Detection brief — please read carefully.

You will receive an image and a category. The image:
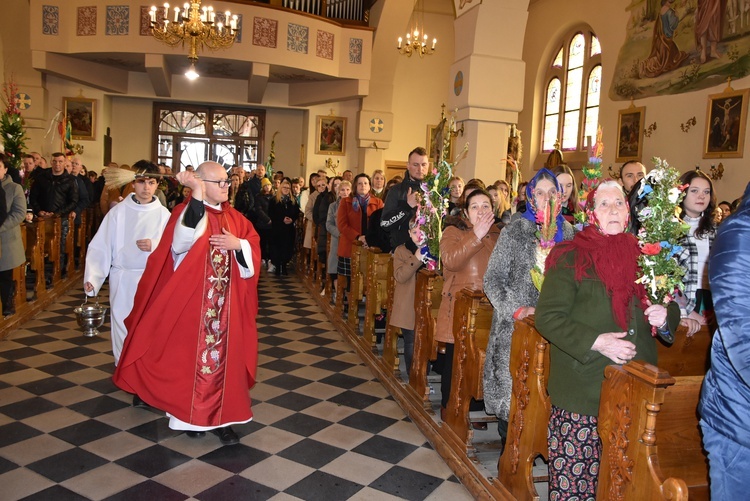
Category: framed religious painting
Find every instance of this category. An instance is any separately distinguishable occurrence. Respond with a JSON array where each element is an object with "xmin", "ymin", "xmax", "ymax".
[
  {"xmin": 426, "ymin": 124, "xmax": 453, "ymax": 164},
  {"xmin": 704, "ymin": 87, "xmax": 749, "ymax": 159},
  {"xmin": 615, "ymin": 105, "xmax": 645, "ymax": 163},
  {"xmin": 315, "ymin": 116, "xmax": 346, "ymax": 155},
  {"xmin": 64, "ymin": 96, "xmax": 97, "ymax": 141}
]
